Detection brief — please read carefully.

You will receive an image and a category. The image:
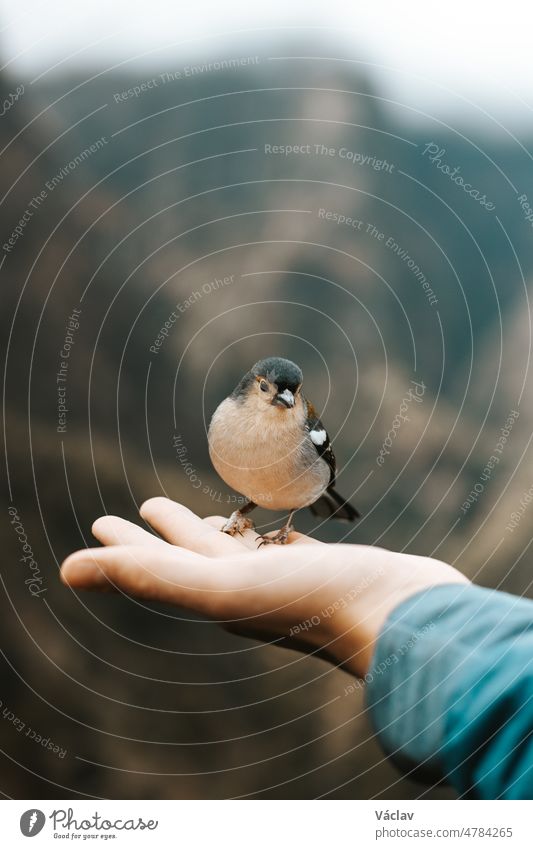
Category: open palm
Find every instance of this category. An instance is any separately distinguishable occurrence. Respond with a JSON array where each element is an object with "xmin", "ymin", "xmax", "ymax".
[{"xmin": 61, "ymin": 498, "xmax": 467, "ymax": 676}]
